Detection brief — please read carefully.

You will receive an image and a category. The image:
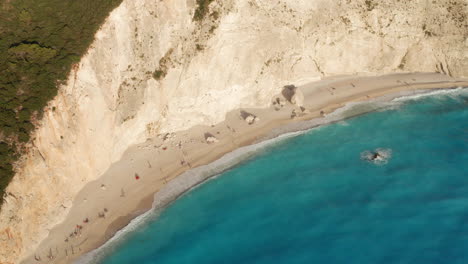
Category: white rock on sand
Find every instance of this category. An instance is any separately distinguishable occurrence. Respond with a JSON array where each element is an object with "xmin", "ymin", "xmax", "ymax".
[
  {"xmin": 245, "ymin": 114, "xmax": 260, "ymax": 125},
  {"xmin": 205, "ymin": 136, "xmax": 219, "ymax": 144}
]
